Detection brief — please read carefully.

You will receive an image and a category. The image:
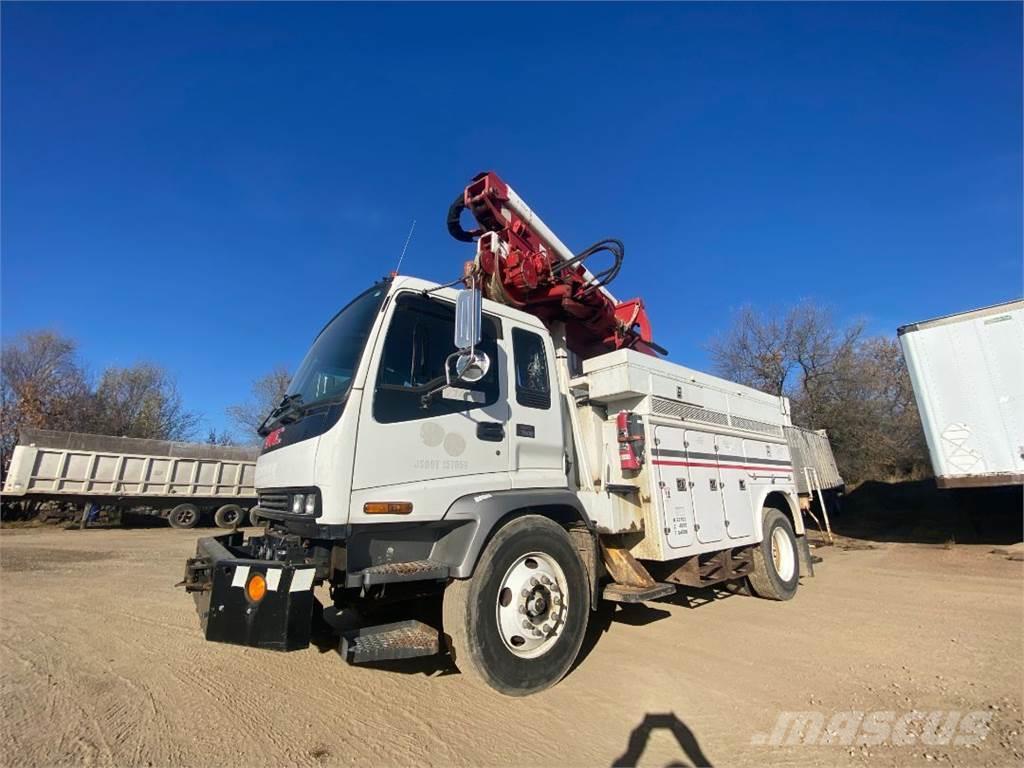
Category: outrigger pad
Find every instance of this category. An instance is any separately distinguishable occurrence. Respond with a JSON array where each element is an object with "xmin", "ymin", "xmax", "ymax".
[{"xmin": 189, "ymin": 535, "xmax": 316, "ymax": 652}]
